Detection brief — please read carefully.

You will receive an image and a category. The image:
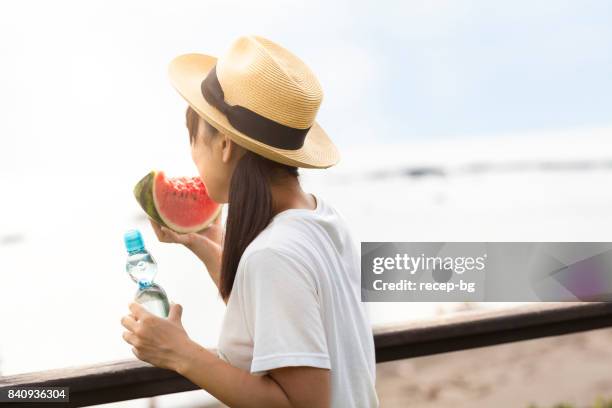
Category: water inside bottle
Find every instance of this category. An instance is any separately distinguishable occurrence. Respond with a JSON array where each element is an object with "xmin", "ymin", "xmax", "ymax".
[
  {"xmin": 125, "ymin": 251, "xmax": 157, "ymax": 287},
  {"xmin": 135, "ymin": 283, "xmax": 170, "ymax": 318}
]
